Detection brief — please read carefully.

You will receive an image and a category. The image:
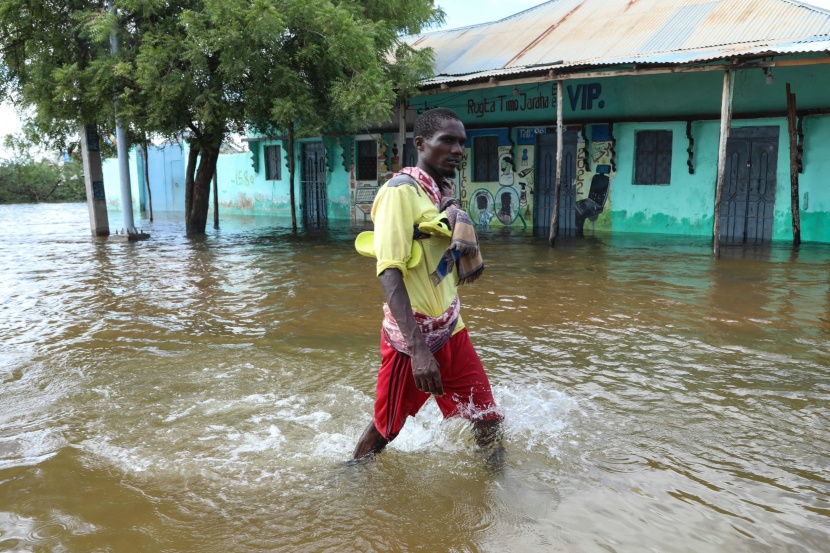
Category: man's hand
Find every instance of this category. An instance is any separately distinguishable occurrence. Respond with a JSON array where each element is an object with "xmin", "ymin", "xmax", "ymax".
[
  {"xmin": 411, "ymin": 347, "xmax": 444, "ymax": 396},
  {"xmin": 379, "ymin": 268, "xmax": 444, "ymax": 396}
]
